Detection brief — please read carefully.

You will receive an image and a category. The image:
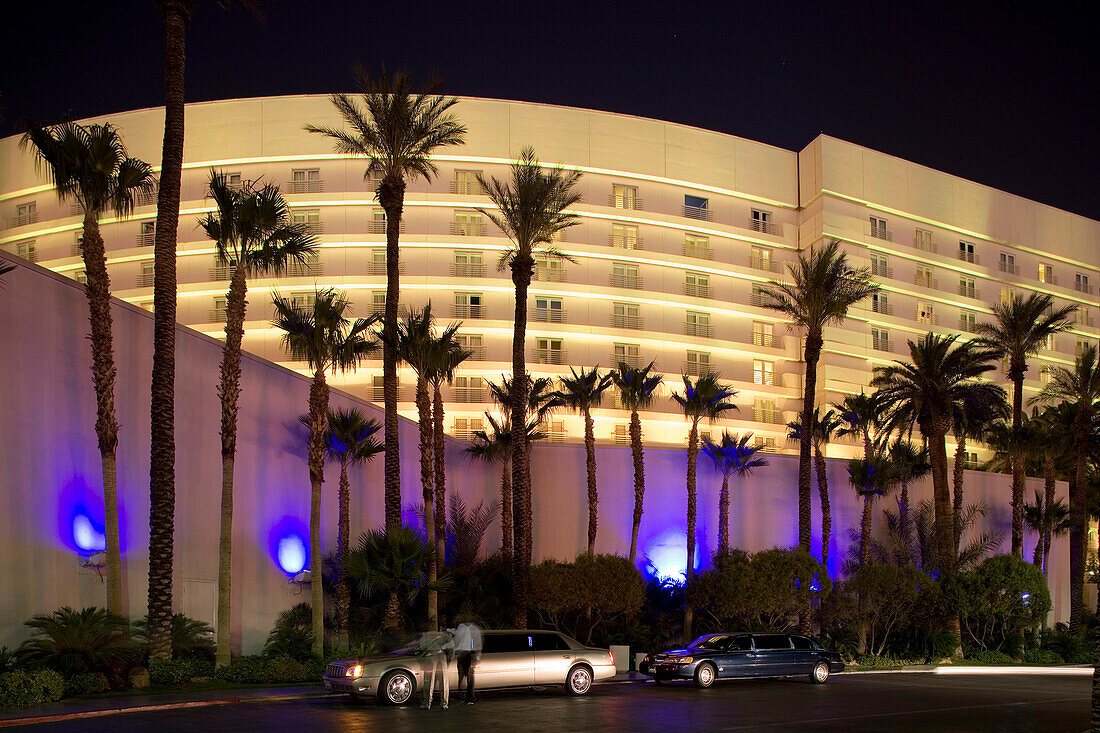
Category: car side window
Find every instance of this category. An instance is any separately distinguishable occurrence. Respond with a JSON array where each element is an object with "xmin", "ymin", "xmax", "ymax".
[
  {"xmin": 753, "ymin": 634, "xmax": 791, "ymax": 650},
  {"xmin": 790, "ymin": 636, "xmax": 813, "ymax": 650},
  {"xmin": 532, "ymin": 633, "xmax": 569, "ymax": 651},
  {"xmin": 483, "ymin": 633, "xmax": 533, "ymax": 653},
  {"xmin": 729, "ymin": 636, "xmax": 752, "ymax": 651}
]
